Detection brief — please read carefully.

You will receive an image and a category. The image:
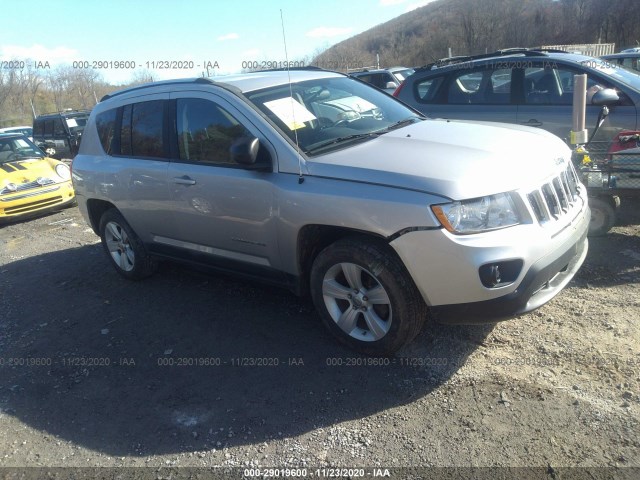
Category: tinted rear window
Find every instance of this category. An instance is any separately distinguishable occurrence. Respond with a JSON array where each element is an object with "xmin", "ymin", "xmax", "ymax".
[
  {"xmin": 95, "ymin": 109, "xmax": 117, "ymax": 155},
  {"xmin": 131, "ymin": 100, "xmax": 166, "ymax": 158}
]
